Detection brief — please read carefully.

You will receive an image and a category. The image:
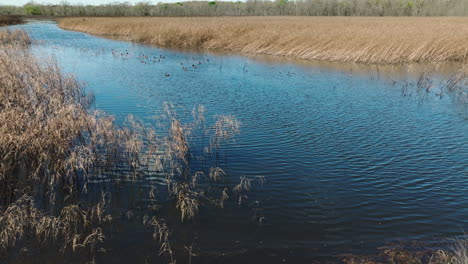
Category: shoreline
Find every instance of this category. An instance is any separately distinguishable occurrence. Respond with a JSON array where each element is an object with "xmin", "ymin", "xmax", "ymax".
[
  {"xmin": 2, "ymin": 21, "xmax": 466, "ymax": 264},
  {"xmin": 58, "ymin": 16, "xmax": 468, "ymax": 65},
  {"xmin": 0, "ymin": 16, "xmax": 24, "ymax": 27}
]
